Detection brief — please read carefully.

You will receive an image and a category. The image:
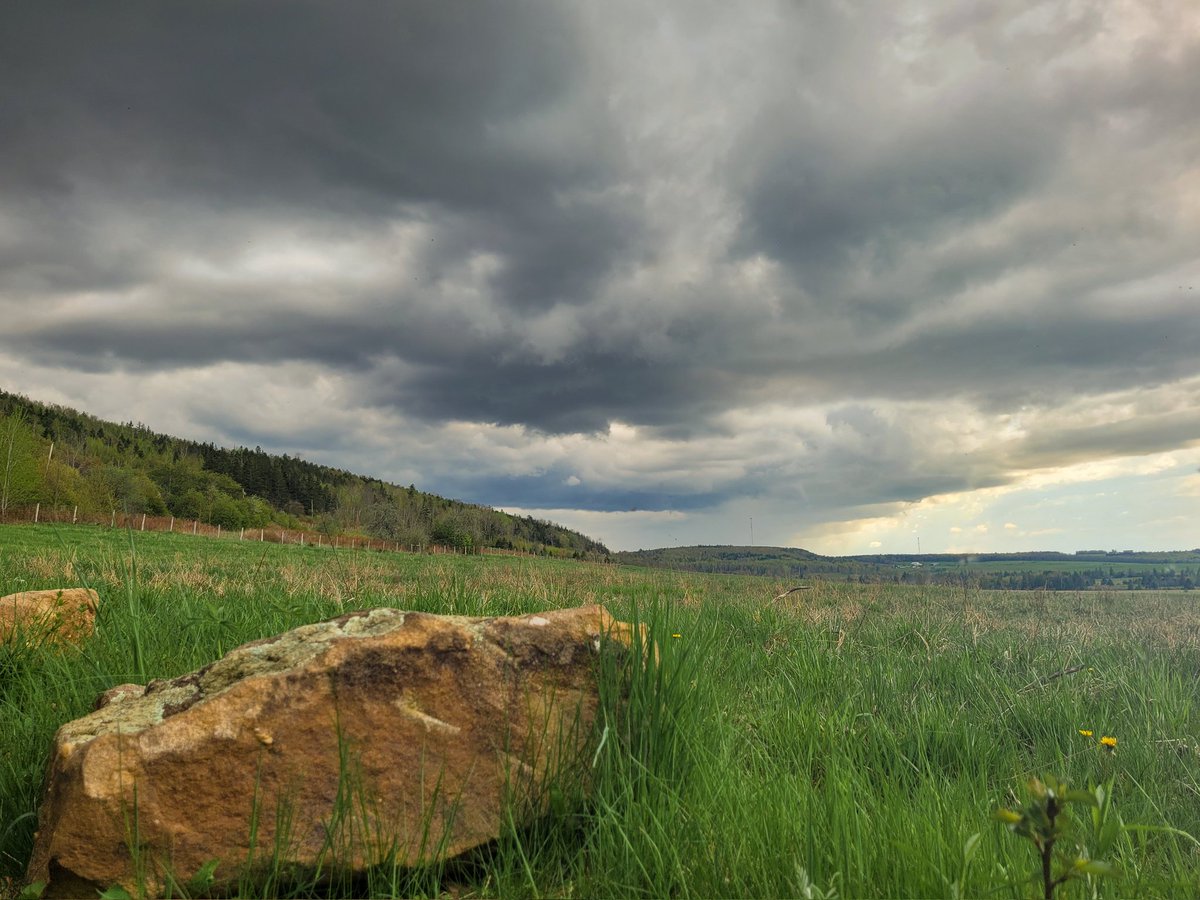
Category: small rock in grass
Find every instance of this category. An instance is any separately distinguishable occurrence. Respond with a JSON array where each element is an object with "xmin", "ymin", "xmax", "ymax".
[{"xmin": 0, "ymin": 588, "xmax": 99, "ymax": 648}]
